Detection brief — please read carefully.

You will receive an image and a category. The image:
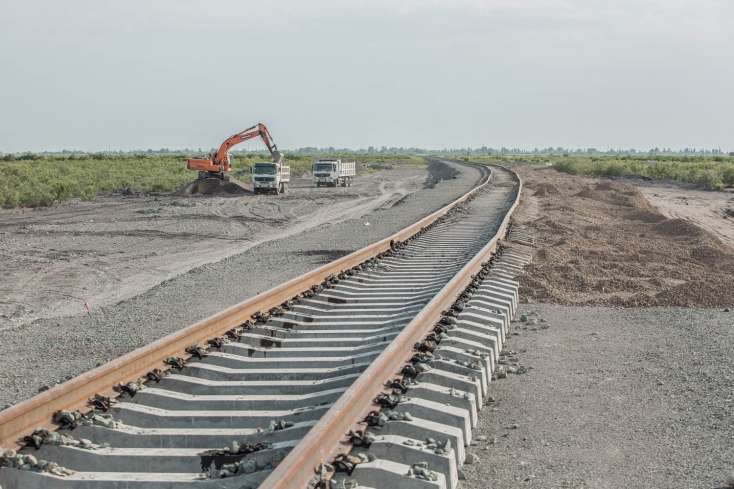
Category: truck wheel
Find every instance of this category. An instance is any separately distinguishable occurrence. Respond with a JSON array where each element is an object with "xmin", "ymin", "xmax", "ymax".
[
  {"xmin": 281, "ymin": 183, "xmax": 287, "ymax": 193},
  {"xmin": 316, "ymin": 182, "xmax": 320, "ymax": 188}
]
